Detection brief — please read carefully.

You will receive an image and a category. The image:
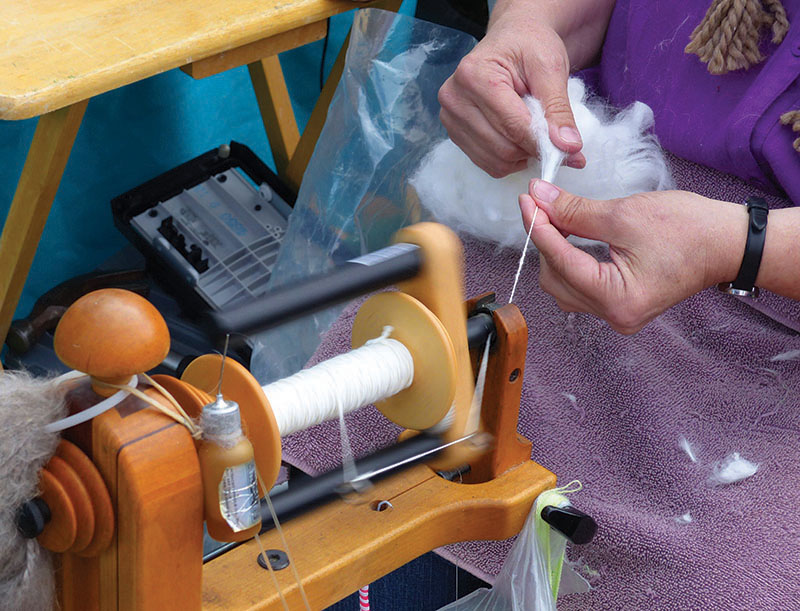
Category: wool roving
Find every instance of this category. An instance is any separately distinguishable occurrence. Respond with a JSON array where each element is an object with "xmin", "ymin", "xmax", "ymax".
[
  {"xmin": 0, "ymin": 372, "xmax": 67, "ymax": 611},
  {"xmin": 411, "ymin": 78, "xmax": 674, "ymax": 249}
]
